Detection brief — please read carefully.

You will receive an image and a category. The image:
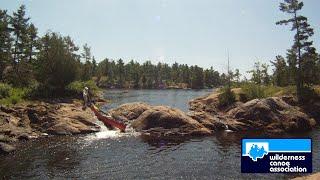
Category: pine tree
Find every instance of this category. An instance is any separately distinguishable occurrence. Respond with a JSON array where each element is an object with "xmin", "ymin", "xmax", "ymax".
[
  {"xmin": 81, "ymin": 43, "xmax": 91, "ymax": 62},
  {"xmin": 81, "ymin": 43, "xmax": 92, "ymax": 80},
  {"xmin": 0, "ymin": 9, "xmax": 12, "ymax": 81},
  {"xmin": 10, "ymin": 5, "xmax": 31, "ymax": 86},
  {"xmin": 92, "ymin": 56, "xmax": 97, "ymax": 76},
  {"xmin": 286, "ymin": 48, "xmax": 298, "ymax": 85},
  {"xmin": 261, "ymin": 63, "xmax": 270, "ymax": 85},
  {"xmin": 233, "ymin": 69, "xmax": 241, "ymax": 84},
  {"xmin": 36, "ymin": 32, "xmax": 79, "ymax": 95},
  {"xmin": 26, "ymin": 23, "xmax": 37, "ymax": 63},
  {"xmin": 276, "ymin": 0, "xmax": 316, "ymax": 101},
  {"xmin": 11, "ymin": 5, "xmax": 30, "ymax": 64},
  {"xmin": 271, "ymin": 55, "xmax": 289, "ymax": 86},
  {"xmin": 190, "ymin": 65, "xmax": 204, "ymax": 89},
  {"xmin": 248, "ymin": 62, "xmax": 262, "ymax": 84},
  {"xmin": 171, "ymin": 62, "xmax": 179, "ymax": 83},
  {"xmin": 117, "ymin": 59, "xmax": 124, "ymax": 88}
]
